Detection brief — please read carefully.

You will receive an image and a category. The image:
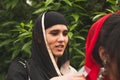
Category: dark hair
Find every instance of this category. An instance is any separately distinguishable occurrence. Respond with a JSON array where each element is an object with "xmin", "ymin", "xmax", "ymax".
[
  {"xmin": 92, "ymin": 14, "xmax": 120, "ymax": 74},
  {"xmin": 31, "ymin": 11, "xmax": 69, "ymax": 79}
]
